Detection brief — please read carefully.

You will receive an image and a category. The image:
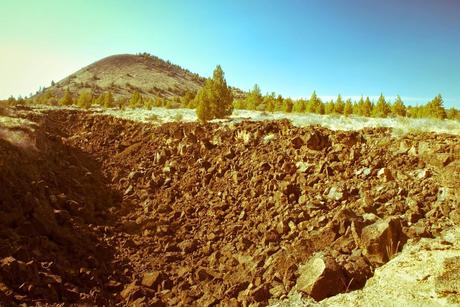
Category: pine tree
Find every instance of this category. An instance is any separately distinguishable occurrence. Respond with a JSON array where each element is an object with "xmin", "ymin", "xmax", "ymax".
[
  {"xmin": 426, "ymin": 94, "xmax": 447, "ymax": 119},
  {"xmin": 308, "ymin": 91, "xmax": 322, "ymax": 114},
  {"xmin": 245, "ymin": 84, "xmax": 263, "ymax": 110},
  {"xmin": 446, "ymin": 108, "xmax": 460, "ymax": 120},
  {"xmin": 316, "ymin": 101, "xmax": 325, "ymax": 114},
  {"xmin": 293, "ymin": 99, "xmax": 306, "ymax": 113},
  {"xmin": 354, "ymin": 96, "xmax": 364, "ymax": 116},
  {"xmin": 391, "ymin": 95, "xmax": 407, "ymax": 117},
  {"xmin": 181, "ymin": 90, "xmax": 197, "ymax": 108},
  {"xmin": 233, "ymin": 99, "xmax": 246, "ymax": 110},
  {"xmin": 17, "ymin": 96, "xmax": 25, "ymax": 105},
  {"xmin": 7, "ymin": 96, "xmax": 17, "ymax": 105},
  {"xmin": 373, "ymin": 94, "xmax": 391, "ymax": 118},
  {"xmin": 76, "ymin": 90, "xmax": 92, "ymax": 109},
  {"xmin": 334, "ymin": 94, "xmax": 345, "ymax": 114},
  {"xmin": 59, "ymin": 89, "xmax": 73, "ymax": 106},
  {"xmin": 103, "ymin": 91, "xmax": 114, "ymax": 108},
  {"xmin": 325, "ymin": 101, "xmax": 335, "ymax": 114},
  {"xmin": 275, "ymin": 95, "xmax": 284, "ymax": 112},
  {"xmin": 344, "ymin": 99, "xmax": 353, "ymax": 116},
  {"xmin": 264, "ymin": 93, "xmax": 276, "ymax": 112},
  {"xmin": 195, "ymin": 65, "xmax": 233, "ymax": 121},
  {"xmin": 407, "ymin": 105, "xmax": 423, "ymax": 118},
  {"xmin": 362, "ymin": 97, "xmax": 373, "ymax": 117},
  {"xmin": 282, "ymin": 98, "xmax": 294, "ymax": 113},
  {"xmin": 129, "ymin": 91, "xmax": 143, "ymax": 108}
]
